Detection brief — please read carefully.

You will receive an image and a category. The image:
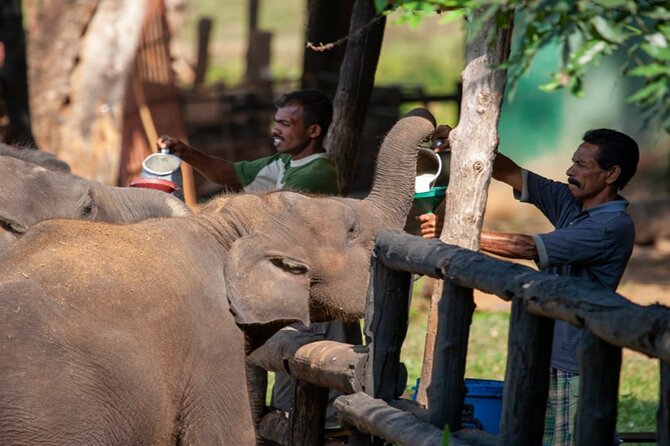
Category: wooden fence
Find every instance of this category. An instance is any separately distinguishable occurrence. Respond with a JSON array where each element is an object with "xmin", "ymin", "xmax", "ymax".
[{"xmin": 248, "ymin": 229, "xmax": 670, "ymax": 445}]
